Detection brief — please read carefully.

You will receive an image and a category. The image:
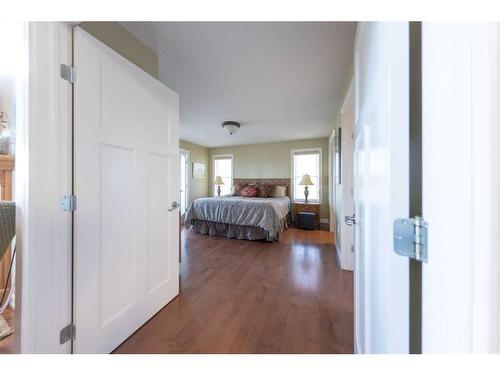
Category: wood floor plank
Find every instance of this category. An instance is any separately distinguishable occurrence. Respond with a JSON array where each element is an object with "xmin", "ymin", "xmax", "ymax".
[{"xmin": 114, "ymin": 227, "xmax": 353, "ymax": 354}]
